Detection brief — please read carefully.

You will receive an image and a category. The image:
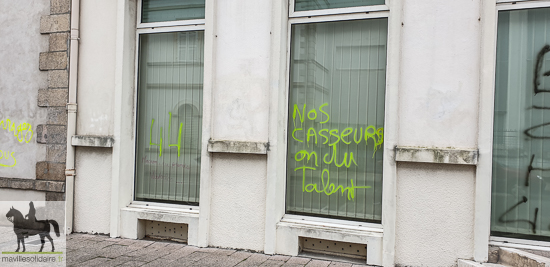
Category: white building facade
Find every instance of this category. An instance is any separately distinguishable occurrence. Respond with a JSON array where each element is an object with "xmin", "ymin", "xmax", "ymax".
[{"xmin": 32, "ymin": 0, "xmax": 550, "ymax": 266}]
